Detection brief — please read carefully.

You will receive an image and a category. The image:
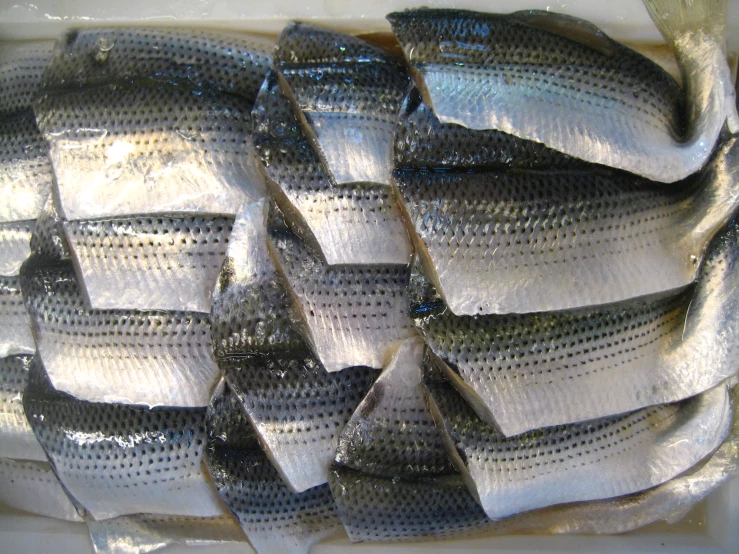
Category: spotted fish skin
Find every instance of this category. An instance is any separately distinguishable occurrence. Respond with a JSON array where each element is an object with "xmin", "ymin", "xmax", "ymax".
[
  {"xmin": 0, "ymin": 41, "xmax": 54, "ymax": 114},
  {"xmin": 0, "ymin": 276, "xmax": 35, "ymax": 357},
  {"xmin": 0, "ymin": 354, "xmax": 46, "ymax": 461},
  {"xmin": 0, "ymin": 220, "xmax": 34, "ymax": 277},
  {"xmin": 22, "ymin": 361, "xmax": 225, "ymax": 520},
  {"xmin": 204, "ymin": 380, "xmax": 343, "ymax": 554}
]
